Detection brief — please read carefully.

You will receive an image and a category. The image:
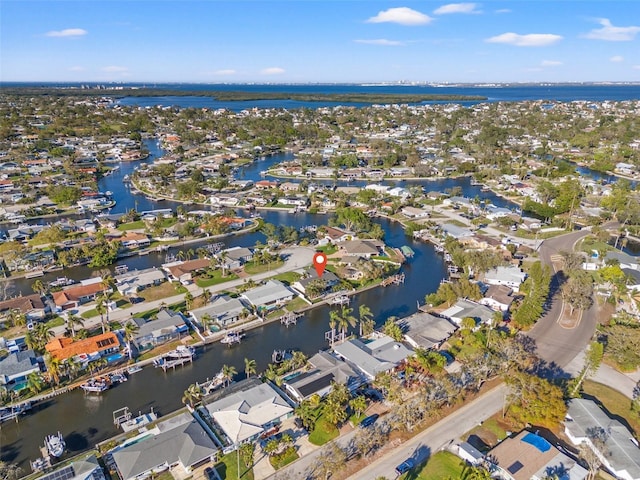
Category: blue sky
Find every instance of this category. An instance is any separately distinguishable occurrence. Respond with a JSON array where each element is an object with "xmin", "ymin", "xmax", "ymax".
[{"xmin": 1, "ymin": 1, "xmax": 639, "ymax": 83}]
